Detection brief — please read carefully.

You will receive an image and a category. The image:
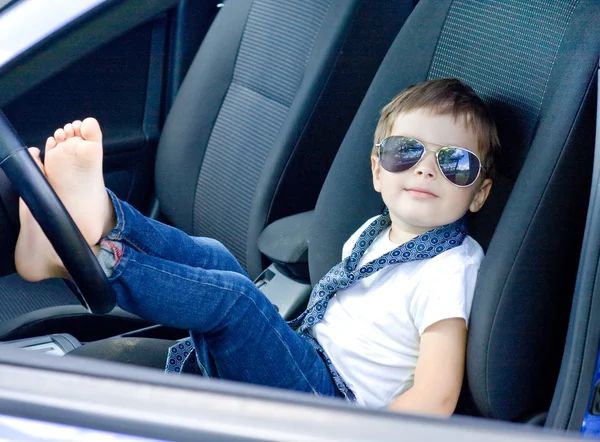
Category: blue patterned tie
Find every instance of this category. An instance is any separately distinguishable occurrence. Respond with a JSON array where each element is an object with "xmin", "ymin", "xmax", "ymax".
[
  {"xmin": 166, "ymin": 208, "xmax": 468, "ymax": 398},
  {"xmin": 288, "ymin": 209, "xmax": 467, "ymax": 332},
  {"xmin": 165, "ymin": 339, "xmax": 194, "ymax": 374}
]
